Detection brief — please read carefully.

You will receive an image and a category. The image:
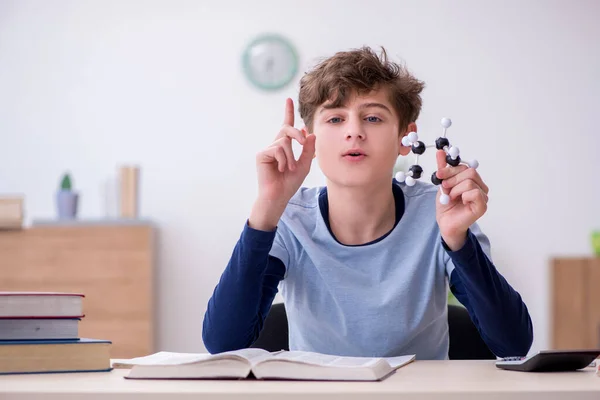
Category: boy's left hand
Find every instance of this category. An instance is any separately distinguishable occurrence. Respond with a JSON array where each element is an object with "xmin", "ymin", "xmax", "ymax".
[{"xmin": 435, "ymin": 150, "xmax": 489, "ymax": 251}]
